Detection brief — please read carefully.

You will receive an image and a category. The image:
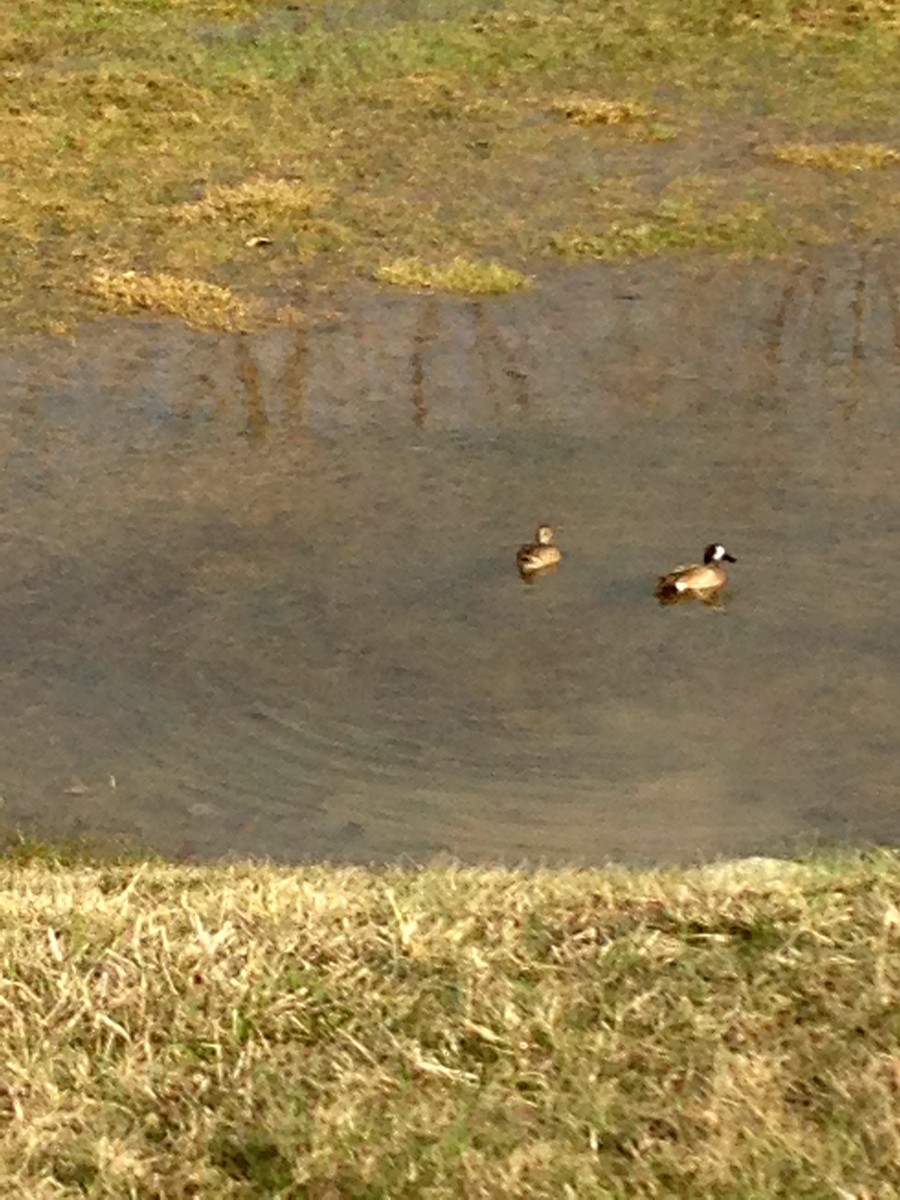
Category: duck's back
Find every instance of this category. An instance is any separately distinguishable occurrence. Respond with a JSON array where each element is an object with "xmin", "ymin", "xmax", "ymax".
[
  {"xmin": 517, "ymin": 543, "xmax": 561, "ymax": 573},
  {"xmin": 657, "ymin": 562, "xmax": 723, "ymax": 594}
]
